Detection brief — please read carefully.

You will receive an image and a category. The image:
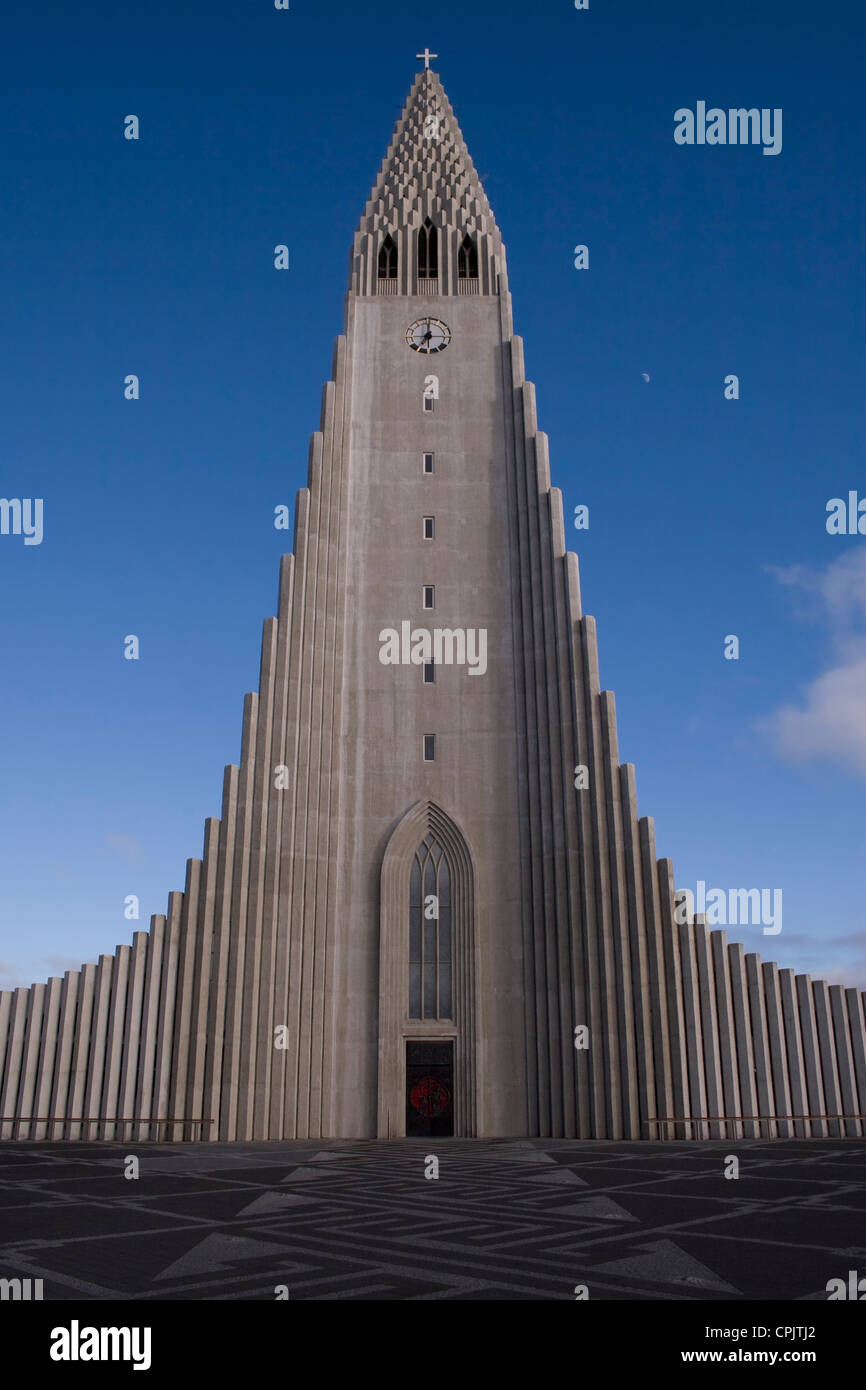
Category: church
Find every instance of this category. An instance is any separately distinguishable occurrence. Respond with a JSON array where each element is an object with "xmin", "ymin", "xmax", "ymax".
[{"xmin": 1, "ymin": 61, "xmax": 864, "ymax": 1143}]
